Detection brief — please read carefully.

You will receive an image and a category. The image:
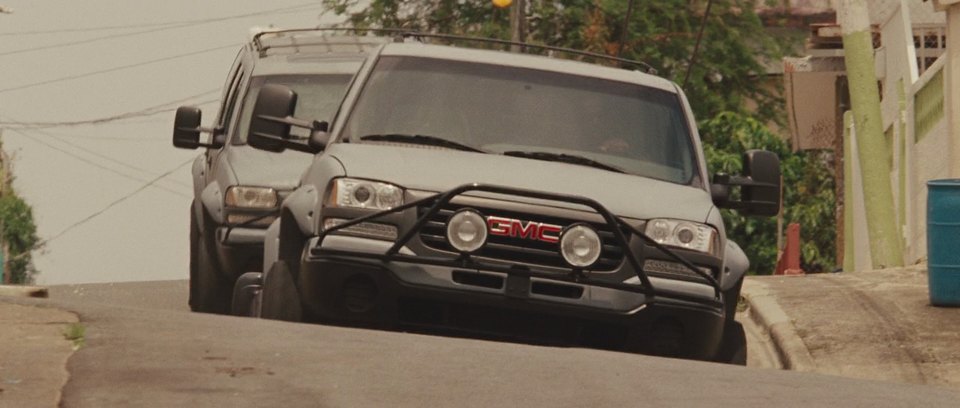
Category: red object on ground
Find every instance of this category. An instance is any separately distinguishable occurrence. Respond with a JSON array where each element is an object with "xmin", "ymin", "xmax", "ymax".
[{"xmin": 775, "ymin": 223, "xmax": 805, "ymax": 275}]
